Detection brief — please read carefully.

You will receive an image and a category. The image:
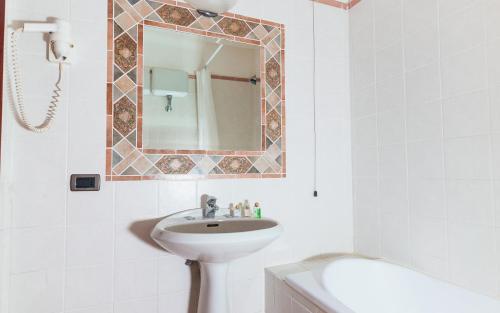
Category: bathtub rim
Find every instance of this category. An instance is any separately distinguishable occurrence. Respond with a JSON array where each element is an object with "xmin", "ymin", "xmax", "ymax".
[{"xmin": 284, "ymin": 255, "xmax": 371, "ymax": 313}]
